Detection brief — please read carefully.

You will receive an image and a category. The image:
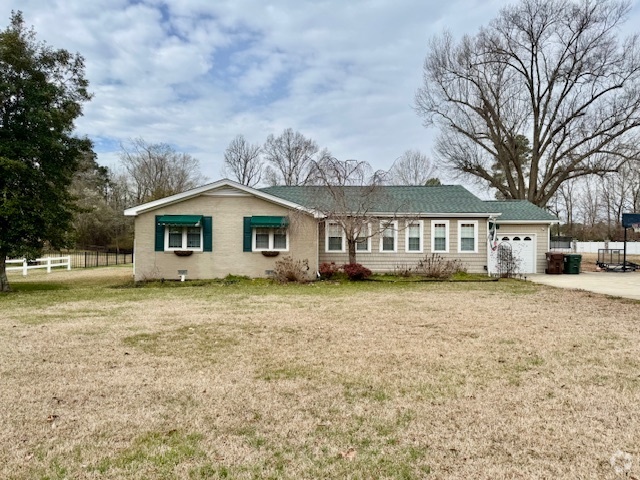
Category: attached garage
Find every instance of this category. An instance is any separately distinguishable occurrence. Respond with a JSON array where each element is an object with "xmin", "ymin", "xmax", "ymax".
[
  {"xmin": 492, "ymin": 234, "xmax": 537, "ymax": 274},
  {"xmin": 484, "ymin": 200, "xmax": 559, "ymax": 276}
]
